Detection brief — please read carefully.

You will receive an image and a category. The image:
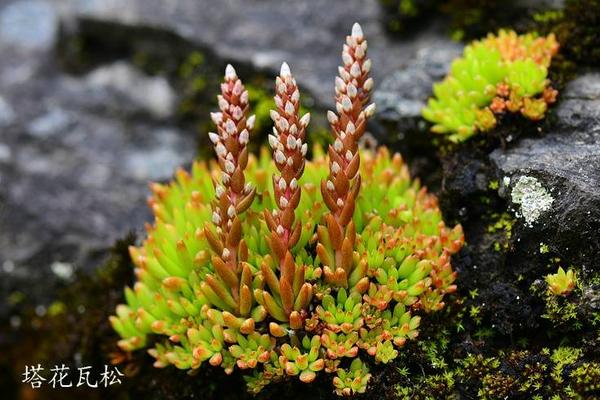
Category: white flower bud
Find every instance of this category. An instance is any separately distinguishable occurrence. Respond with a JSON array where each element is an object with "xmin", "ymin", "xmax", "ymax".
[
  {"xmin": 215, "ymin": 185, "xmax": 225, "ymax": 198},
  {"xmin": 218, "ymin": 96, "xmax": 229, "ymax": 111},
  {"xmin": 239, "ymin": 129, "xmax": 249, "ymax": 145},
  {"xmin": 278, "ymin": 178, "xmax": 287, "ymax": 190},
  {"xmin": 232, "ymin": 106, "xmax": 243, "ymax": 120},
  {"xmin": 332, "ymin": 162, "xmax": 341, "ymax": 174},
  {"xmin": 346, "ymin": 121, "xmax": 356, "ymax": 135},
  {"xmin": 222, "ymin": 247, "xmax": 231, "ymax": 259},
  {"xmin": 268, "ymin": 134, "xmax": 279, "ymax": 149},
  {"xmin": 299, "ymin": 113, "xmax": 311, "ymax": 127},
  {"xmin": 227, "ymin": 205, "xmax": 236, "ymax": 218},
  {"xmin": 212, "ymin": 211, "xmax": 221, "ymax": 224},
  {"xmin": 287, "ymin": 135, "xmax": 296, "ymax": 149},
  {"xmin": 351, "ymin": 23, "xmax": 364, "ymax": 40},
  {"xmin": 286, "ymin": 157, "xmax": 294, "ymax": 166},
  {"xmin": 365, "ymin": 103, "xmax": 376, "ymax": 117},
  {"xmin": 244, "ymin": 183, "xmax": 253, "ymax": 193},
  {"xmin": 275, "ymin": 150, "xmax": 285, "ymax": 164},
  {"xmin": 364, "ymin": 77, "xmax": 374, "ymax": 91},
  {"xmin": 290, "ymin": 178, "xmax": 298, "ymax": 190},
  {"xmin": 246, "ymin": 115, "xmax": 256, "ymax": 130},
  {"xmin": 346, "ymin": 83, "xmax": 357, "ymax": 98},
  {"xmin": 208, "ymin": 132, "xmax": 220, "ymax": 144},
  {"xmin": 335, "ymin": 77, "xmax": 346, "ymax": 92},
  {"xmin": 342, "ymin": 51, "xmax": 353, "ymax": 66},
  {"xmin": 334, "ymin": 138, "xmax": 343, "ymax": 152},
  {"xmin": 291, "ymin": 89, "xmax": 300, "ymax": 103},
  {"xmin": 342, "ymin": 96, "xmax": 352, "ymax": 112},
  {"xmin": 285, "ymin": 101, "xmax": 295, "ymax": 115},
  {"xmin": 350, "ymin": 62, "xmax": 361, "ymax": 78},
  {"xmin": 327, "ymin": 110, "xmax": 339, "ymax": 125},
  {"xmin": 280, "ymin": 62, "xmax": 291, "ymax": 77},
  {"xmin": 301, "ymin": 143, "xmax": 307, "ymax": 156},
  {"xmin": 225, "ymin": 160, "xmax": 235, "ymax": 174},
  {"xmin": 215, "ymin": 143, "xmax": 226, "ymax": 157},
  {"xmin": 279, "ymin": 196, "xmax": 289, "ymax": 208},
  {"xmin": 326, "ymin": 180, "xmax": 335, "ymax": 191},
  {"xmin": 354, "ymin": 45, "xmax": 365, "ymax": 59},
  {"xmin": 225, "ymin": 119, "xmax": 236, "ymax": 135},
  {"xmin": 270, "ymin": 110, "xmax": 280, "ymax": 122},
  {"xmin": 232, "ymin": 80, "xmax": 243, "ymax": 96},
  {"xmin": 362, "ymin": 59, "xmax": 372, "ymax": 74},
  {"xmin": 274, "ymin": 95, "xmax": 283, "ymax": 108},
  {"xmin": 345, "ymin": 150, "xmax": 353, "ymax": 161},
  {"xmin": 339, "ymin": 67, "xmax": 351, "ymax": 81},
  {"xmin": 337, "ymin": 198, "xmax": 344, "ymax": 207},
  {"xmin": 240, "ymin": 90, "xmax": 249, "ymax": 104},
  {"xmin": 210, "ymin": 112, "xmax": 223, "ymax": 125},
  {"xmin": 277, "ymin": 118, "xmax": 289, "ymax": 131},
  {"xmin": 225, "ymin": 64, "xmax": 237, "ymax": 80},
  {"xmin": 276, "ymin": 225, "xmax": 285, "ymax": 236}
]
